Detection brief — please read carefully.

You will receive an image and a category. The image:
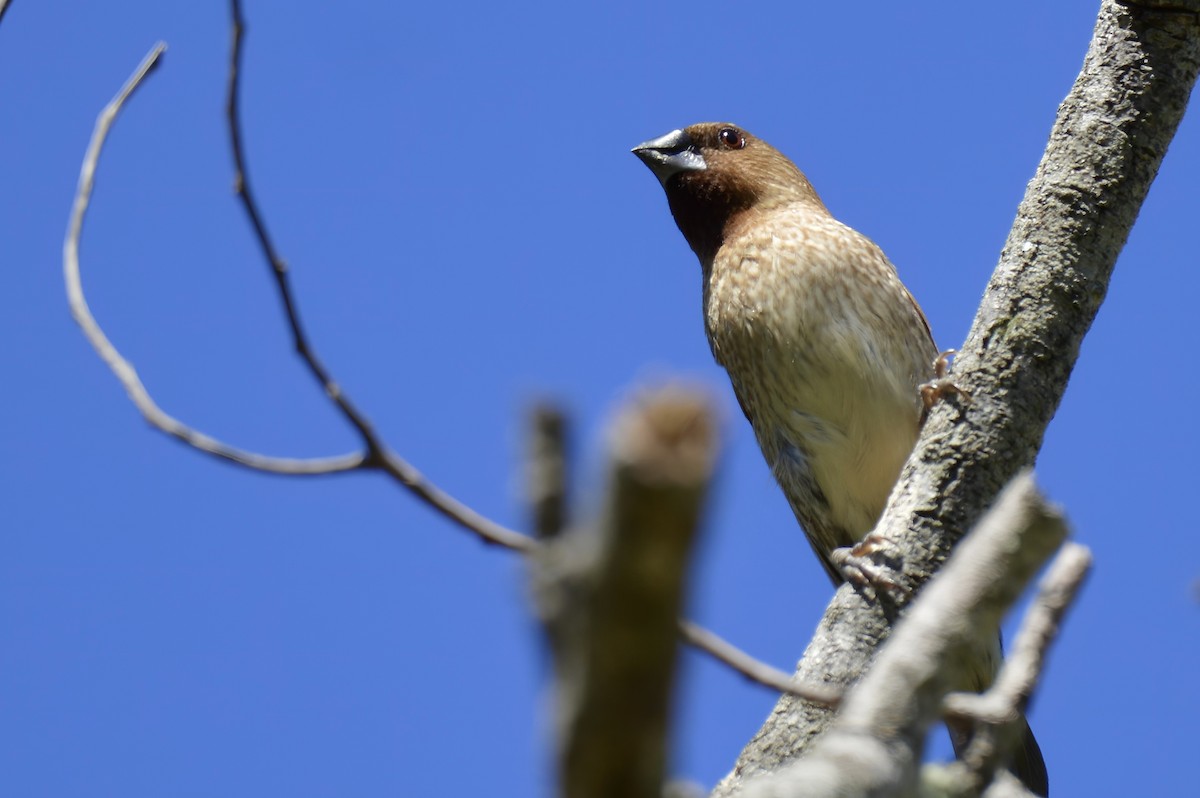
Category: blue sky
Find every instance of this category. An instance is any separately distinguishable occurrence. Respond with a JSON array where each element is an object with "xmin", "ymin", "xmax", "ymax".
[{"xmin": 3, "ymin": 1, "xmax": 1198, "ymax": 795}]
